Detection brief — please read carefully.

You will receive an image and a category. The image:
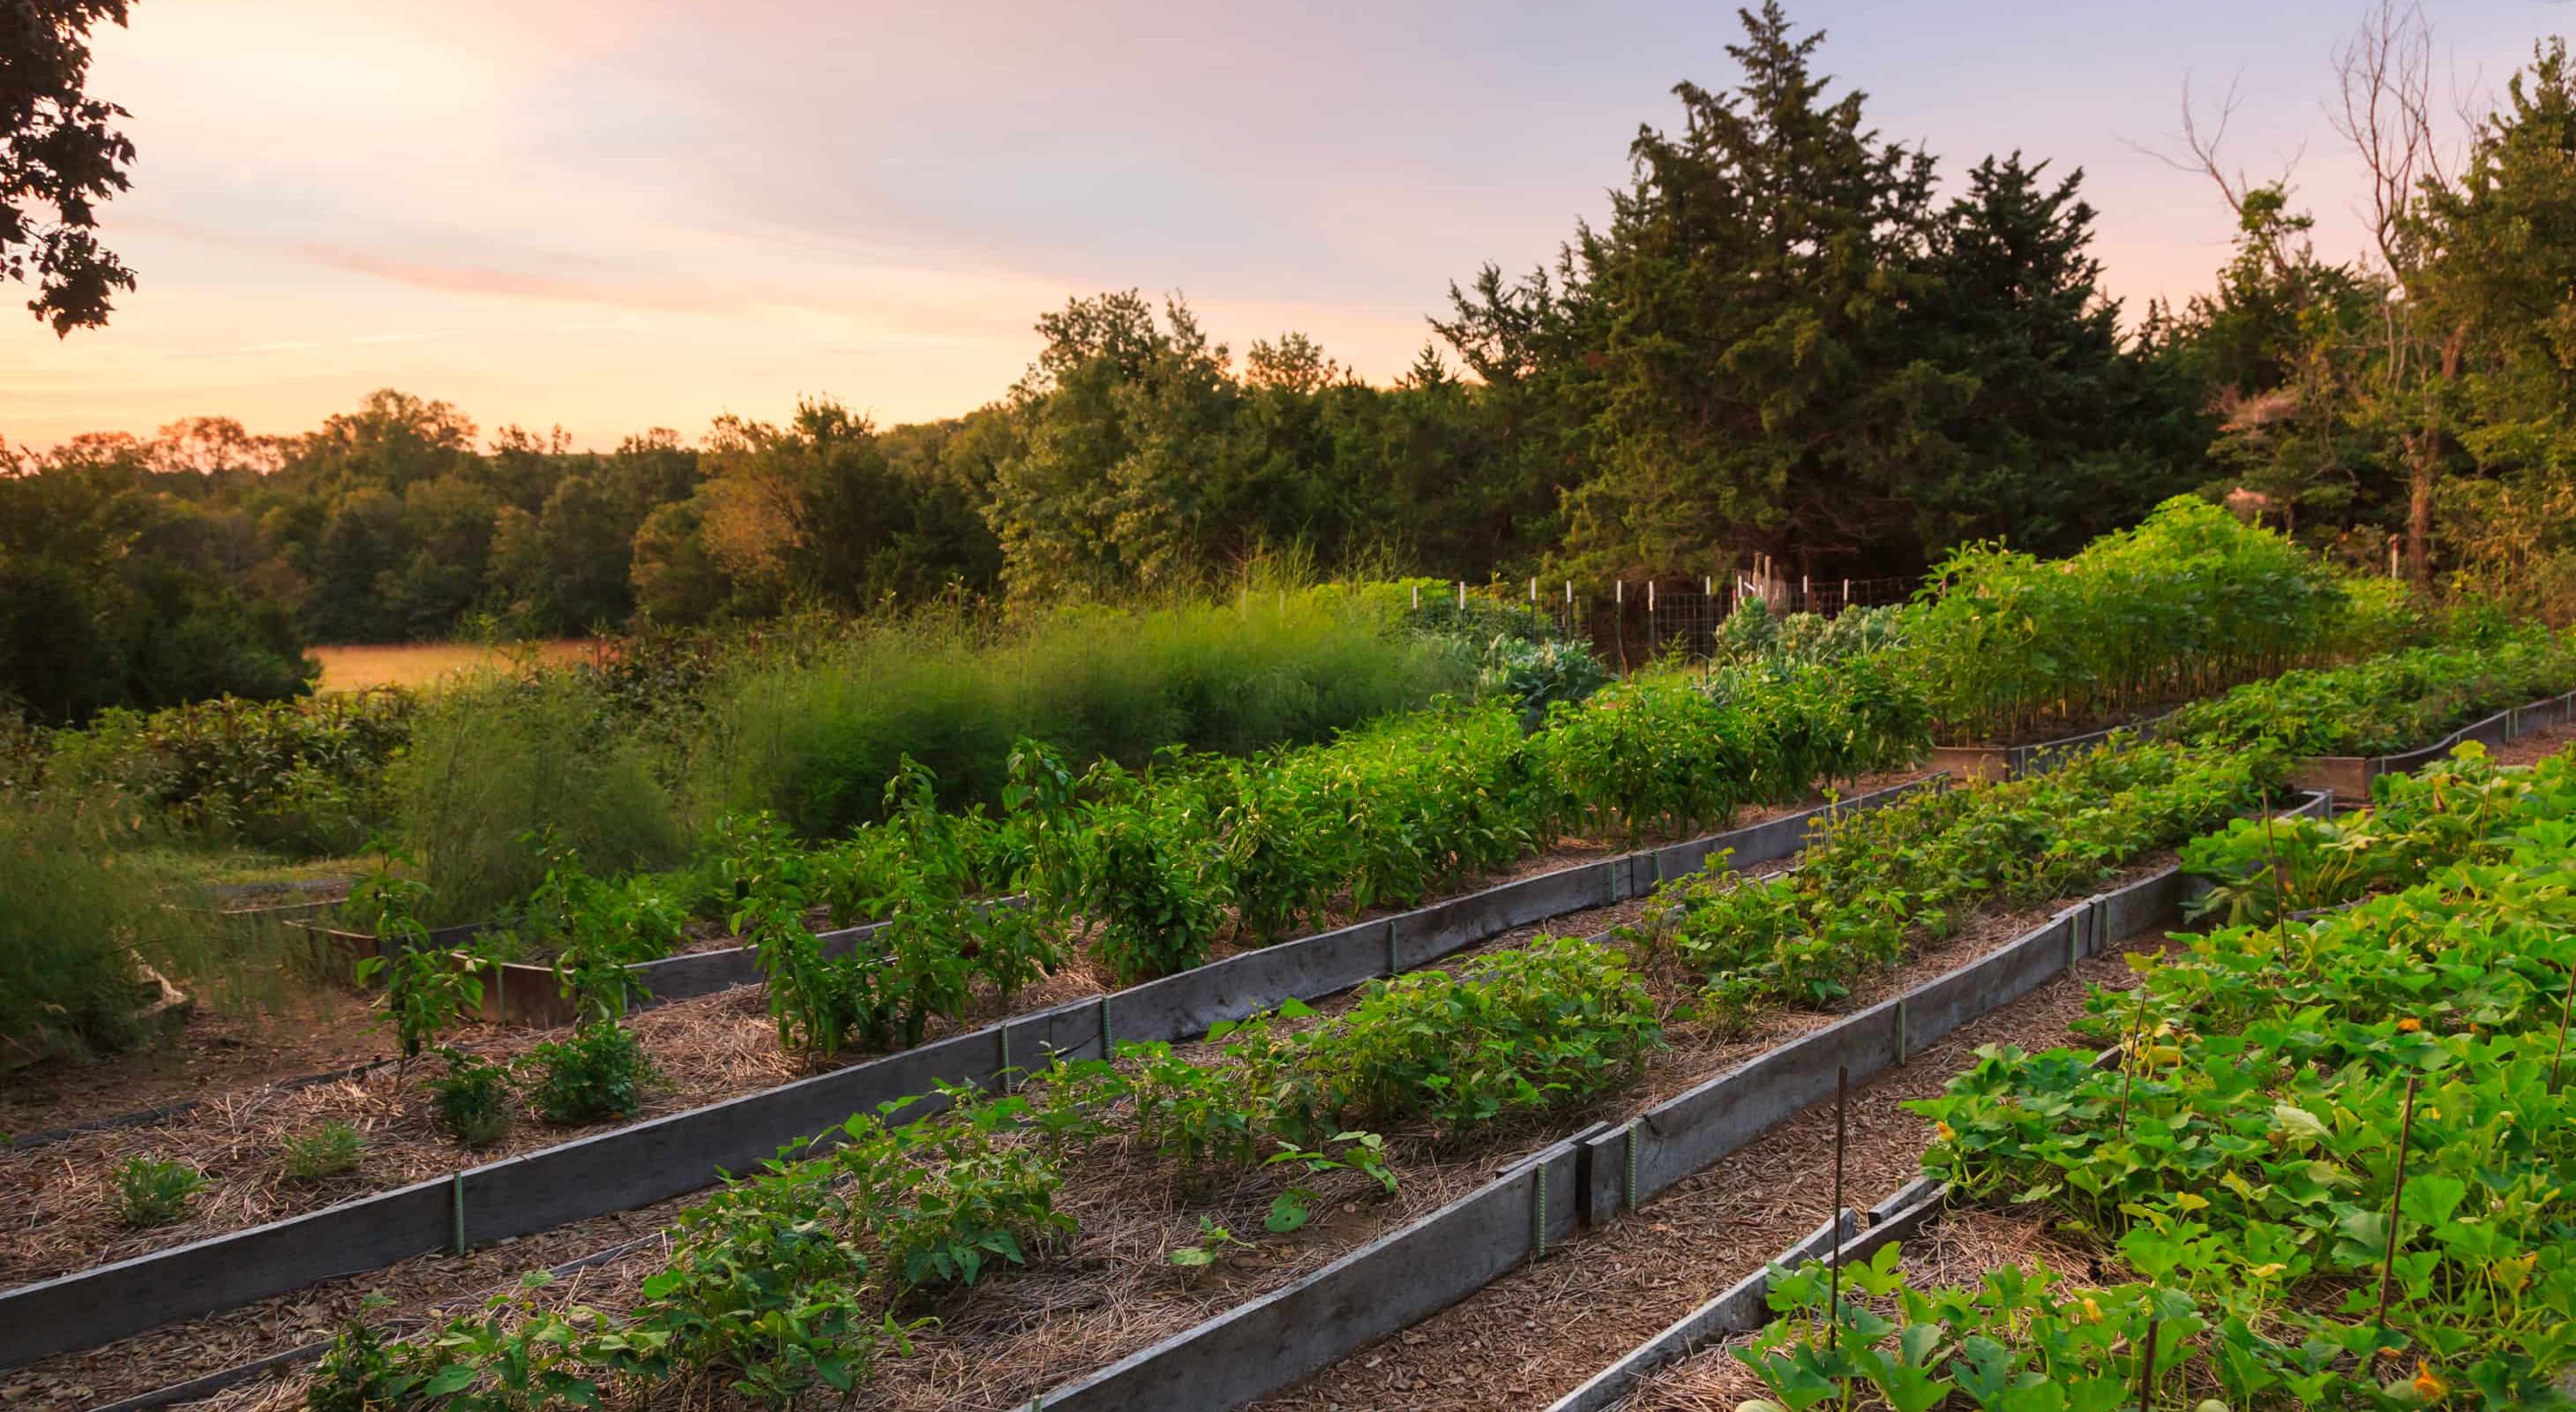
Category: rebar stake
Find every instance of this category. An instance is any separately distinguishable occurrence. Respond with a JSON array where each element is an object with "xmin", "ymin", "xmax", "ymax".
[
  {"xmin": 2137, "ymin": 1315, "xmax": 2160, "ymax": 1412},
  {"xmin": 1829, "ymin": 1063, "xmax": 1847, "ymax": 1348},
  {"xmin": 2550, "ymin": 961, "xmax": 2575, "ymax": 1094},
  {"xmin": 2372, "ymin": 1074, "xmax": 2422, "ymax": 1348}
]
